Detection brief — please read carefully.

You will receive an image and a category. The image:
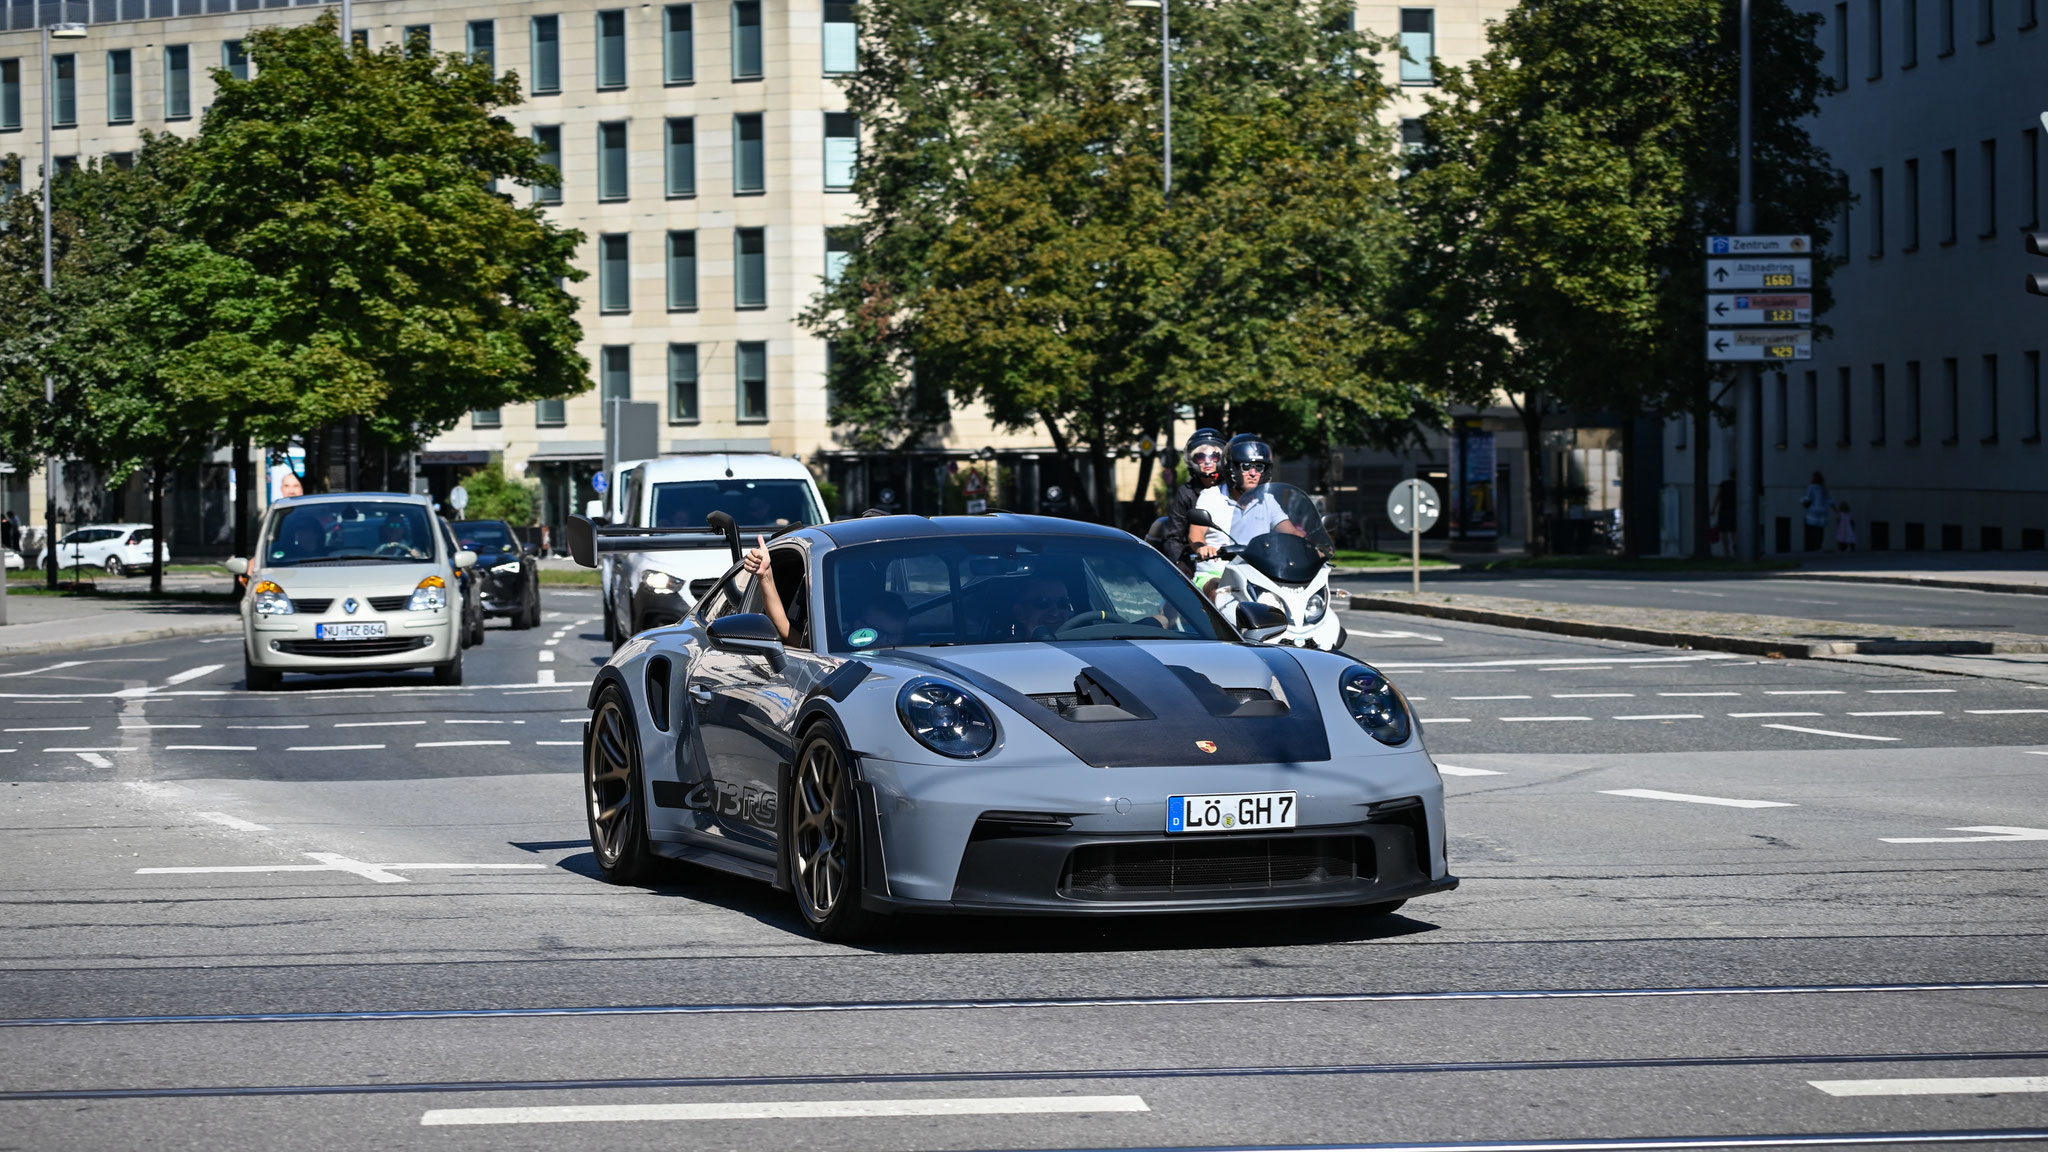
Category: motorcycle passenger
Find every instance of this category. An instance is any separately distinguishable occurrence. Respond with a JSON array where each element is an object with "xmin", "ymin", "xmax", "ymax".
[
  {"xmin": 1203, "ymin": 438, "xmax": 1305, "ymax": 614},
  {"xmin": 1164, "ymin": 428, "xmax": 1227, "ymax": 575}
]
